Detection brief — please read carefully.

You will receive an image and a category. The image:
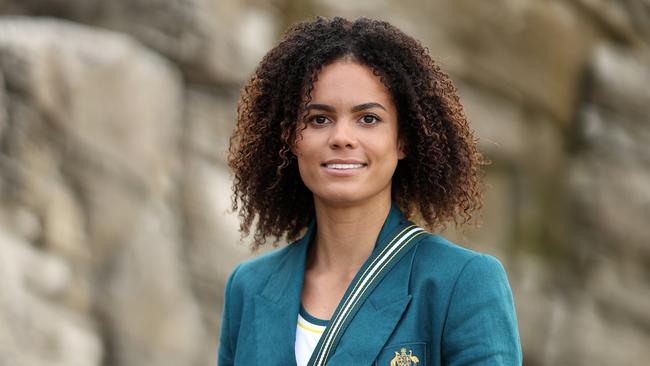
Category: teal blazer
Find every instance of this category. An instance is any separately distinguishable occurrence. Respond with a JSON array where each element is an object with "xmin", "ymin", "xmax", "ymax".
[{"xmin": 218, "ymin": 204, "xmax": 522, "ymax": 365}]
